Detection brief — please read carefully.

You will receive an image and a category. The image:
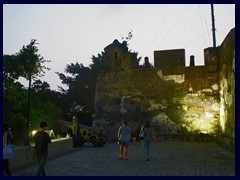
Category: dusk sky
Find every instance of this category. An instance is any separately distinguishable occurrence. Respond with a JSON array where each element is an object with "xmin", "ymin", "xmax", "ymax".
[{"xmin": 3, "ymin": 4, "xmax": 235, "ymax": 91}]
